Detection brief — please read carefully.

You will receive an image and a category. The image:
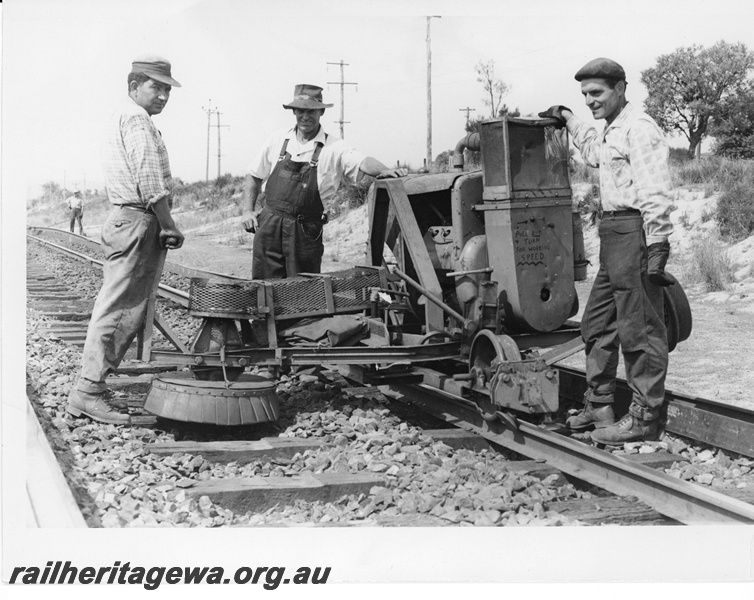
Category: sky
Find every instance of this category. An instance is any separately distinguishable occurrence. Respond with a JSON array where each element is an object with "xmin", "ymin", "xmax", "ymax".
[{"xmin": 5, "ymin": 0, "xmax": 754, "ymax": 202}]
